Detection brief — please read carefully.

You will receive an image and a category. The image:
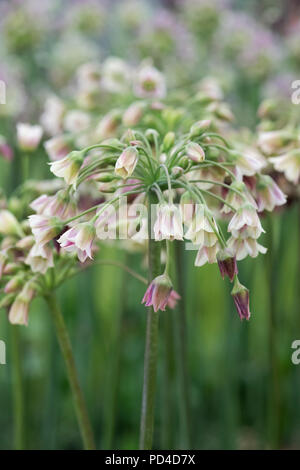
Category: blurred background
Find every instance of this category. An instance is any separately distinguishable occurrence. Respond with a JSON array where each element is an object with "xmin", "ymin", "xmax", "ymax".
[{"xmin": 0, "ymin": 0, "xmax": 300, "ymax": 450}]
